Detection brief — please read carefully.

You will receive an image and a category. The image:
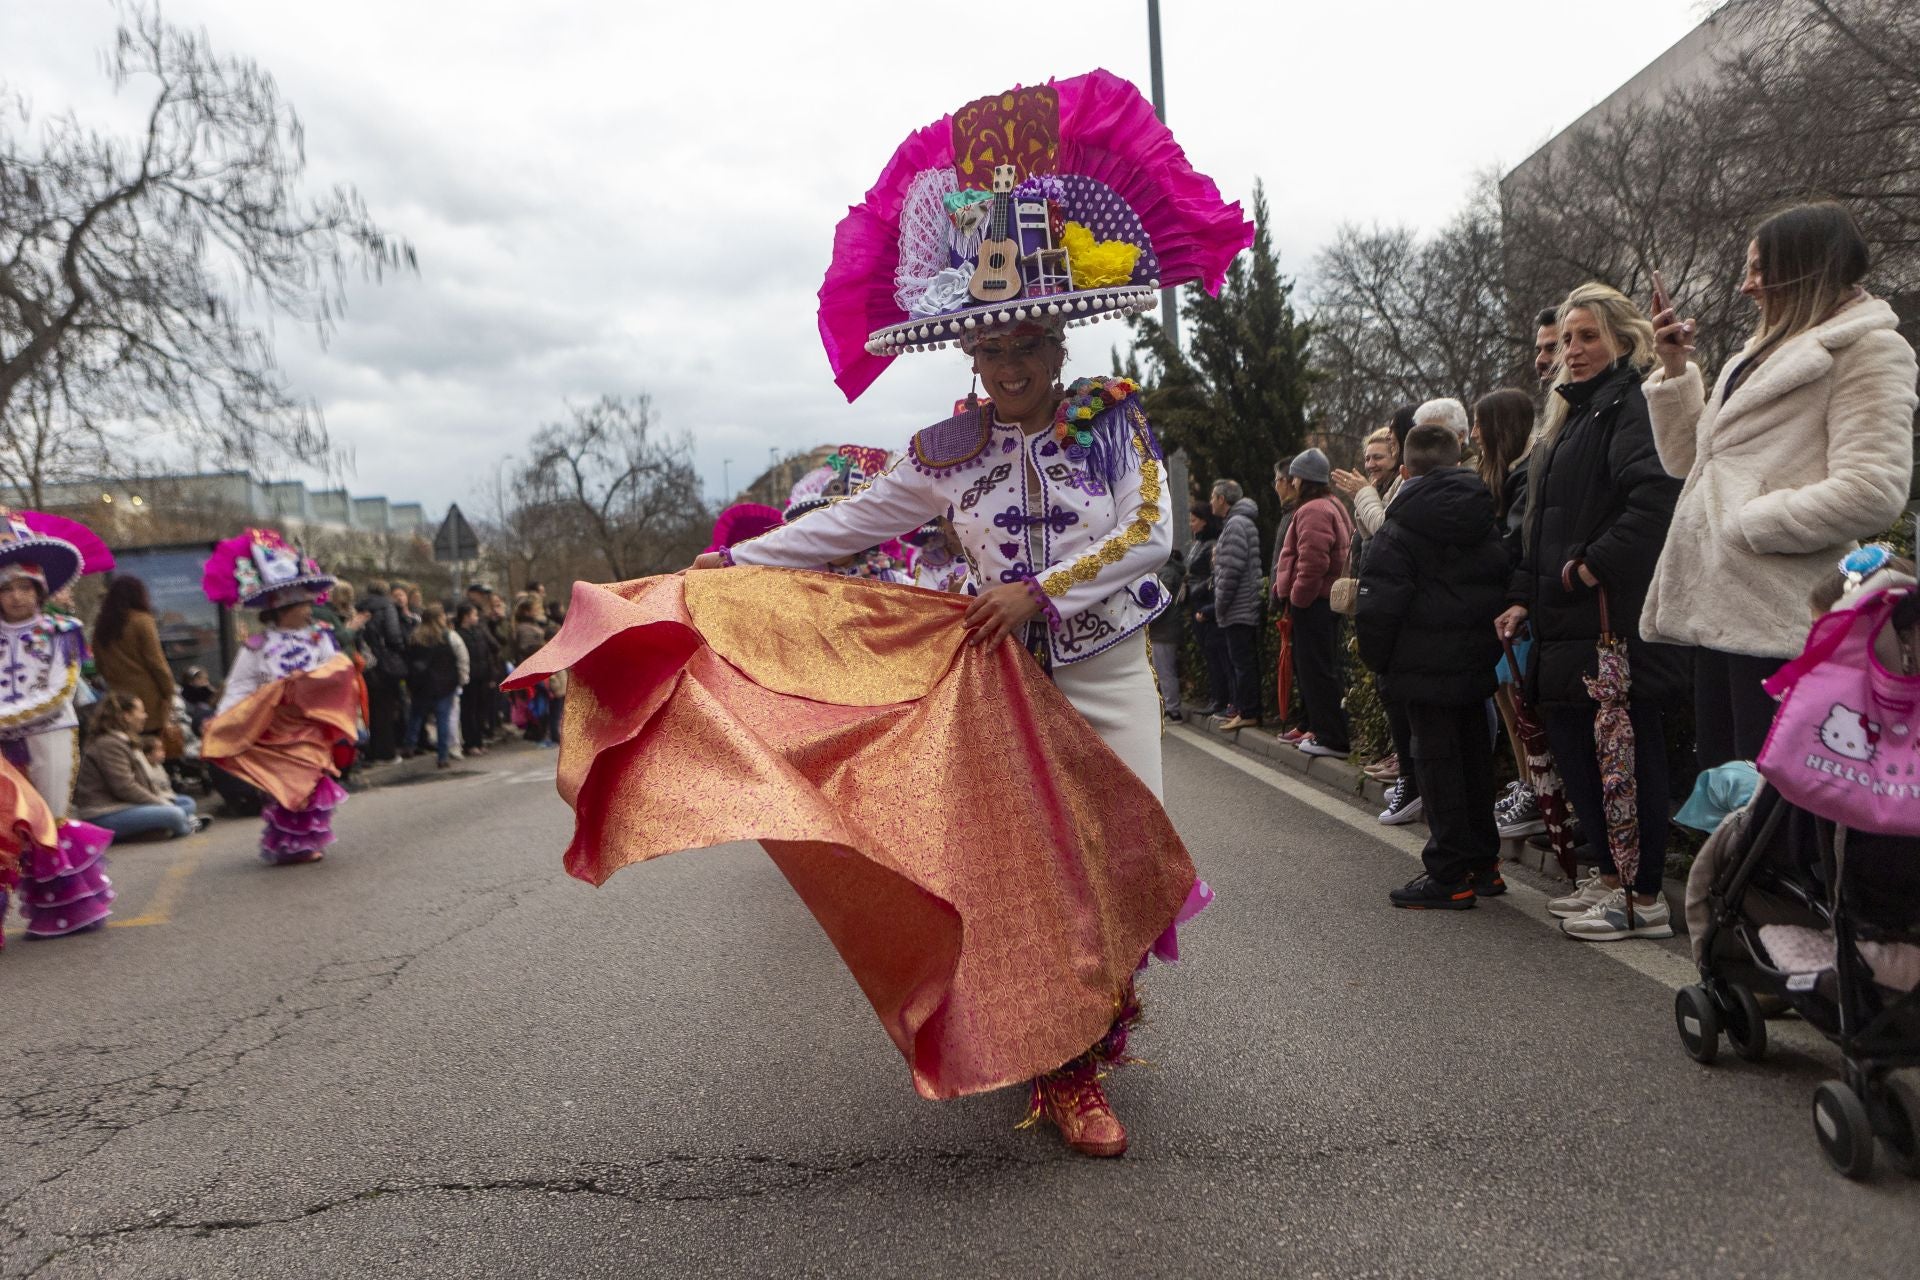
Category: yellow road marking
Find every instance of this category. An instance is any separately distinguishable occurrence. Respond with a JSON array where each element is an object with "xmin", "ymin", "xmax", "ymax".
[{"xmin": 107, "ymin": 841, "xmax": 206, "ymax": 928}]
